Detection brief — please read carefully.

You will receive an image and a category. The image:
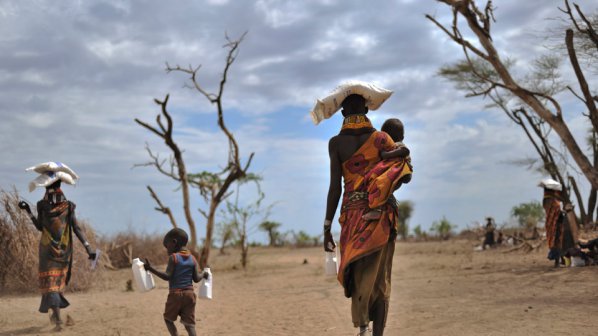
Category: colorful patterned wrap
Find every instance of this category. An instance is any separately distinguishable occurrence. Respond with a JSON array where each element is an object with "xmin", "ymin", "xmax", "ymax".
[
  {"xmin": 543, "ymin": 190, "xmax": 564, "ymax": 251},
  {"xmin": 365, "ymin": 144, "xmax": 412, "ymax": 209},
  {"xmin": 37, "ymin": 200, "xmax": 73, "ymax": 294},
  {"xmin": 337, "ymin": 131, "xmax": 412, "ymax": 292}
]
